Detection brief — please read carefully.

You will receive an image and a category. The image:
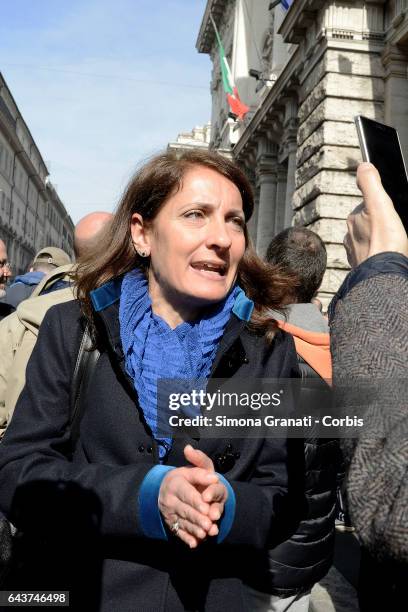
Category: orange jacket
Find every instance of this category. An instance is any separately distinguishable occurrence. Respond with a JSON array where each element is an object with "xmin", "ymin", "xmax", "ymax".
[{"xmin": 276, "ymin": 319, "xmax": 332, "ymax": 381}]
